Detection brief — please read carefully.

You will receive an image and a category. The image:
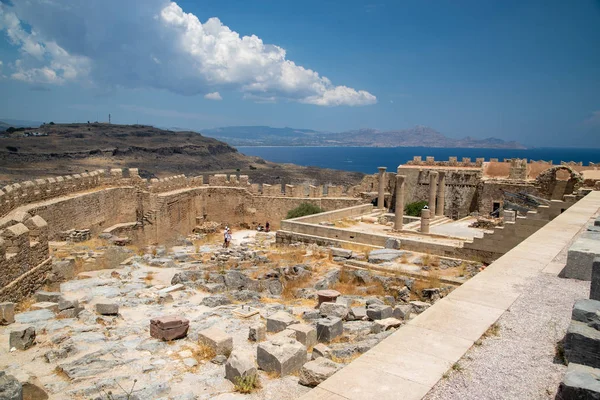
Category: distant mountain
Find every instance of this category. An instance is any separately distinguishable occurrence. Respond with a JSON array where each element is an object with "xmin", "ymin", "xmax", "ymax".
[
  {"xmin": 200, "ymin": 125, "xmax": 526, "ymax": 149},
  {"xmin": 0, "ymin": 118, "xmax": 44, "ymax": 128}
]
